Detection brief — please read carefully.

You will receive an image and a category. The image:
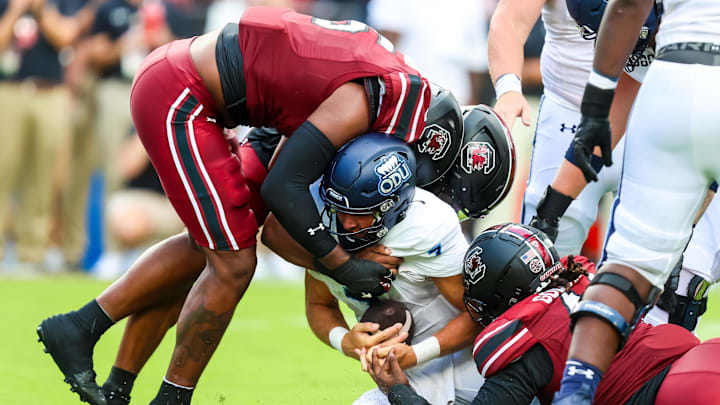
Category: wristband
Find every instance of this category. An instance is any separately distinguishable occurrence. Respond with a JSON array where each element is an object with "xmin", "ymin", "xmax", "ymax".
[
  {"xmin": 411, "ymin": 336, "xmax": 441, "ymax": 365},
  {"xmin": 329, "ymin": 326, "xmax": 349, "ymax": 354},
  {"xmin": 494, "ymin": 73, "xmax": 522, "ymax": 99},
  {"xmin": 587, "ymin": 69, "xmax": 618, "ymax": 90}
]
